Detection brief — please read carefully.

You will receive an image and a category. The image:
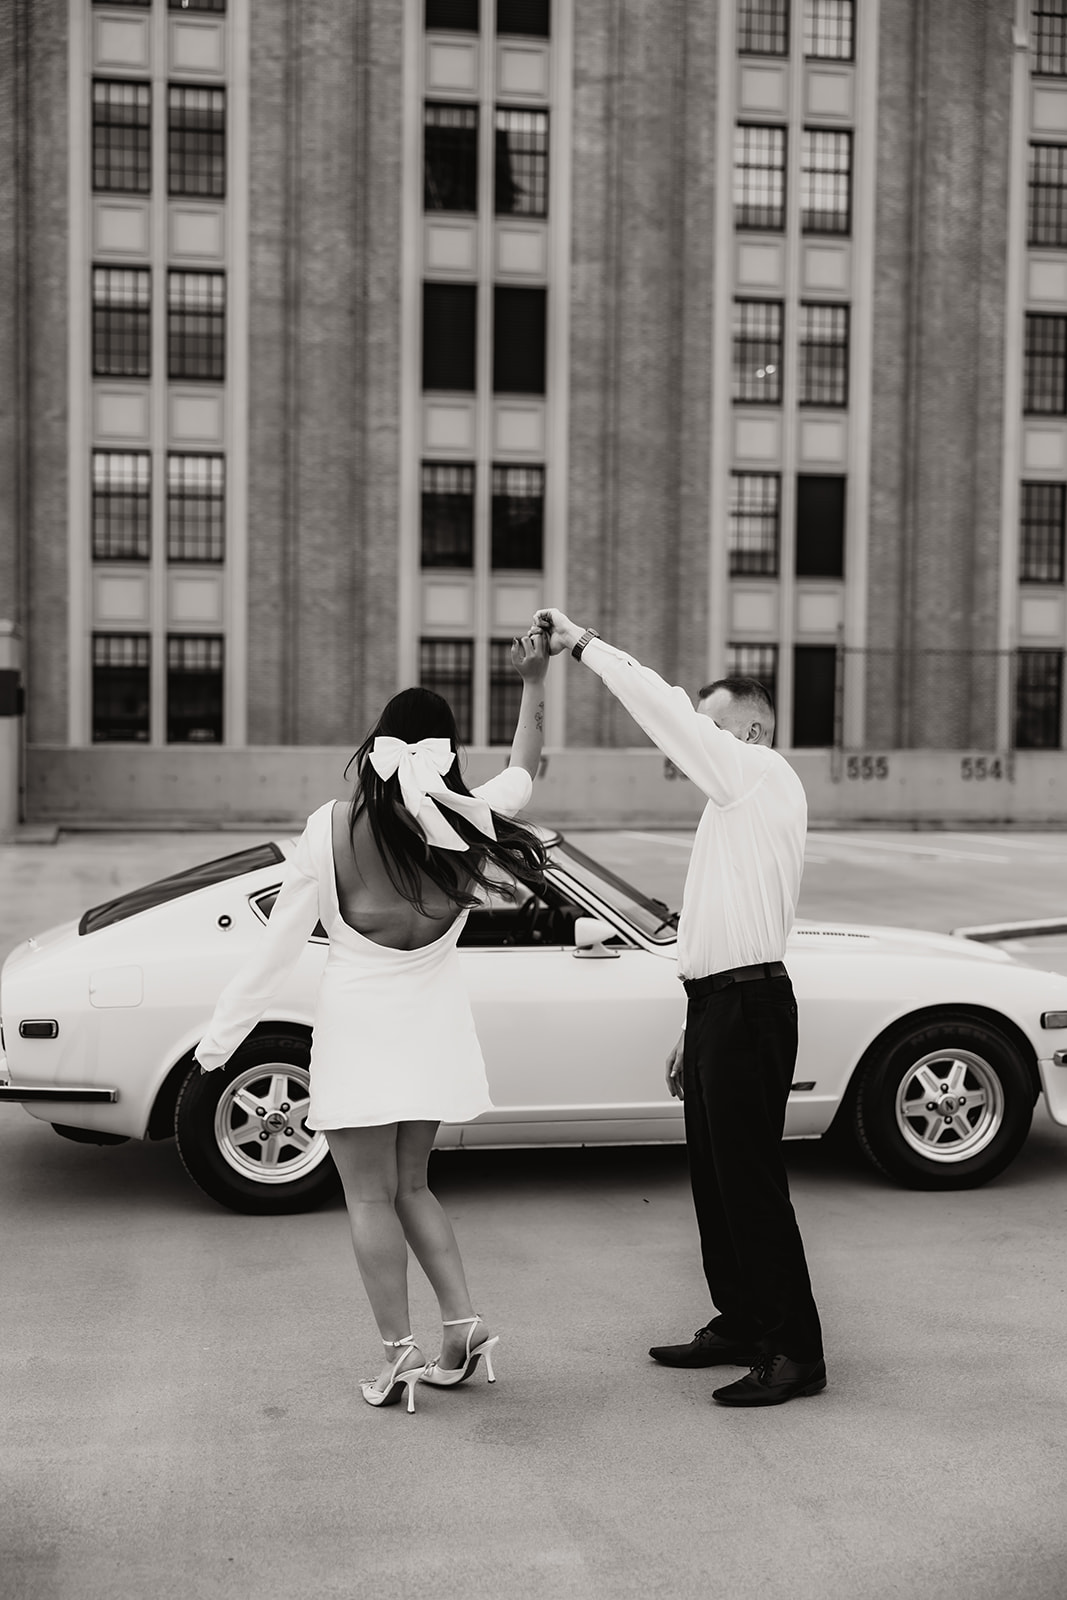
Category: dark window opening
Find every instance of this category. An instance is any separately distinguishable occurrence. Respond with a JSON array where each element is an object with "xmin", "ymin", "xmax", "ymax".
[
  {"xmin": 492, "ymin": 464, "xmax": 544, "ymax": 568},
  {"xmin": 426, "ymin": 0, "xmax": 480, "ymax": 28},
  {"xmin": 793, "ymin": 644, "xmax": 838, "ymax": 747},
  {"xmin": 167, "ymin": 634, "xmax": 223, "ymax": 743},
  {"xmin": 423, "ymin": 283, "xmax": 477, "ymax": 391},
  {"xmin": 796, "ymin": 474, "xmax": 845, "ymax": 578},
  {"xmin": 421, "ymin": 462, "xmax": 475, "ymax": 567},
  {"xmin": 92, "ymin": 633, "xmax": 150, "ymax": 743},
  {"xmin": 424, "ymin": 103, "xmax": 478, "ymax": 212},
  {"xmin": 495, "ymin": 108, "xmax": 548, "ymax": 216},
  {"xmin": 1015, "ymin": 649, "xmax": 1063, "ymax": 748},
  {"xmin": 496, "ymin": 0, "xmax": 550, "ymax": 36},
  {"xmin": 493, "ymin": 286, "xmax": 546, "ymax": 394}
]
